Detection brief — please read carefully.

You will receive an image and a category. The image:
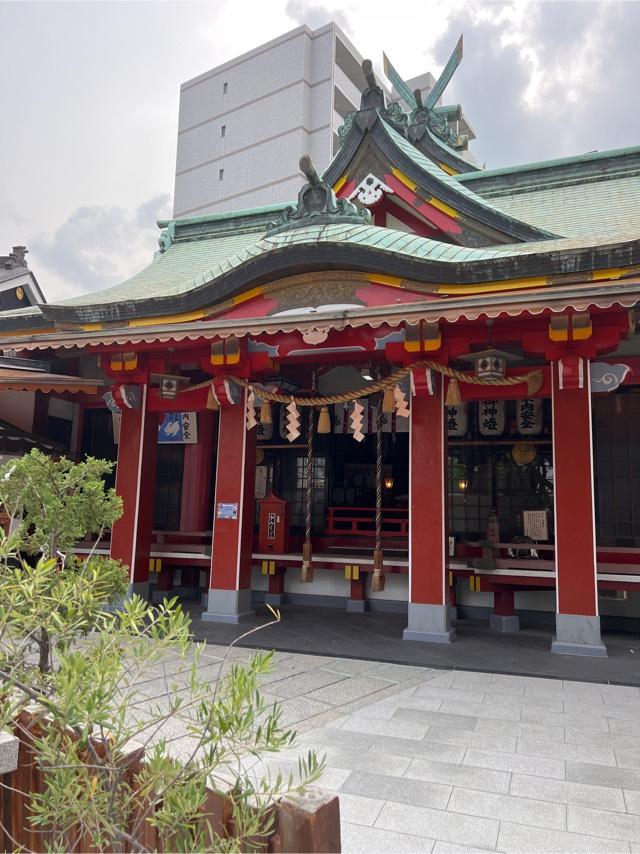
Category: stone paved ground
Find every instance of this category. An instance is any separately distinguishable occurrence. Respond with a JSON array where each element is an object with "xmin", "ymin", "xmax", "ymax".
[{"xmin": 140, "ymin": 645, "xmax": 640, "ymax": 853}]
